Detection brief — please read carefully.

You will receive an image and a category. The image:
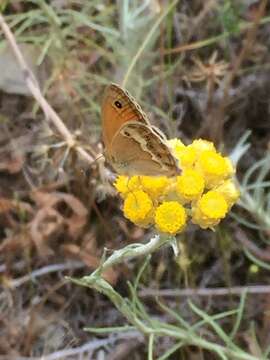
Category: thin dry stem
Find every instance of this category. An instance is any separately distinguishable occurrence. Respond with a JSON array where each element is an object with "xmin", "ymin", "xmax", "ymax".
[
  {"xmin": 139, "ymin": 284, "xmax": 270, "ymax": 298},
  {"xmin": 235, "ymin": 229, "xmax": 270, "ymax": 261},
  {"xmin": 5, "ymin": 331, "xmax": 142, "ymax": 360},
  {"xmin": 8, "ymin": 261, "xmax": 85, "ymax": 288}
]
